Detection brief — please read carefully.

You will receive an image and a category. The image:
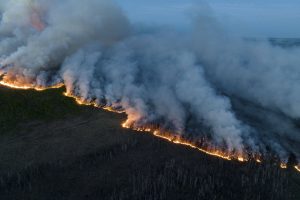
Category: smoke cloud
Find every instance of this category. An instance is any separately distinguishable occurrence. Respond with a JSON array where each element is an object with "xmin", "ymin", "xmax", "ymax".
[{"xmin": 0, "ymin": 0, "xmax": 299, "ymax": 162}]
